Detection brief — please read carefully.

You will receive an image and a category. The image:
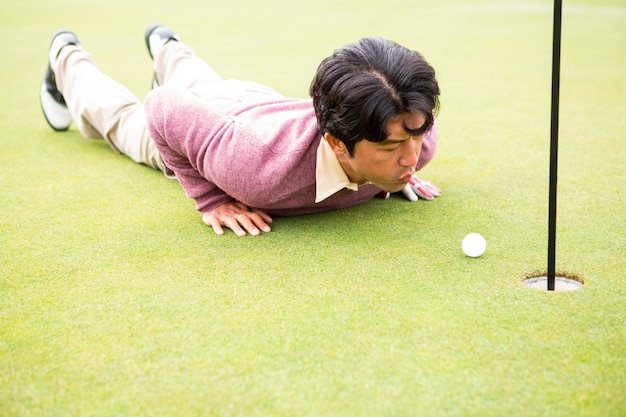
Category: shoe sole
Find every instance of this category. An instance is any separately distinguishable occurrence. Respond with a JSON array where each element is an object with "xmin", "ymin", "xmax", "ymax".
[
  {"xmin": 40, "ymin": 30, "xmax": 78, "ymax": 131},
  {"xmin": 145, "ymin": 23, "xmax": 163, "ymax": 60},
  {"xmin": 40, "ymin": 81, "xmax": 72, "ymax": 131}
]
